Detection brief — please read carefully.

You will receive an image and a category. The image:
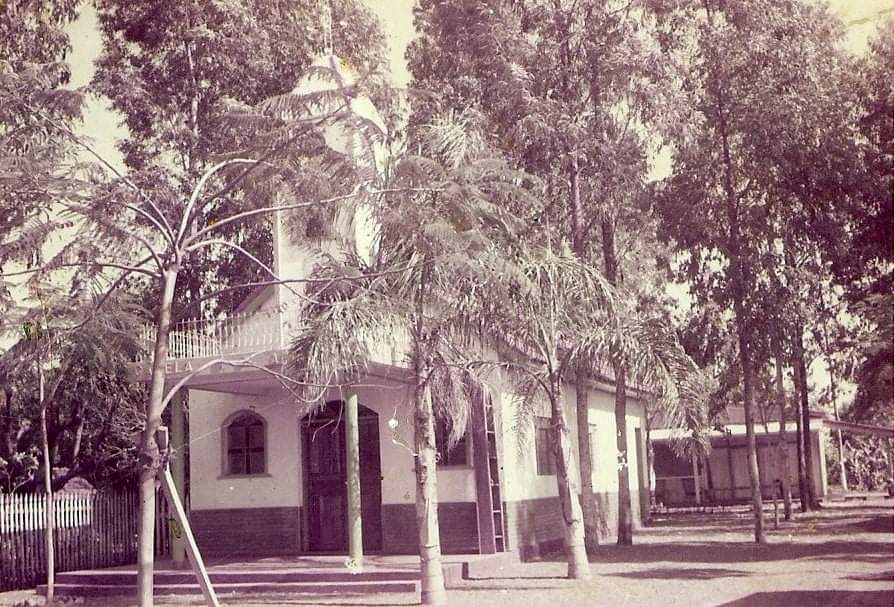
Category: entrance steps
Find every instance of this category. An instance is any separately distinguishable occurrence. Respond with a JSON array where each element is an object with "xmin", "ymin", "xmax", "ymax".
[
  {"xmin": 37, "ymin": 553, "xmax": 517, "ymax": 598},
  {"xmin": 40, "ymin": 569, "xmax": 420, "ymax": 597}
]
